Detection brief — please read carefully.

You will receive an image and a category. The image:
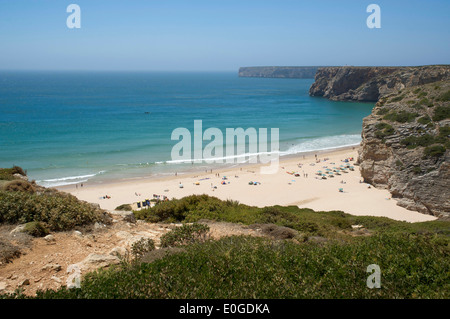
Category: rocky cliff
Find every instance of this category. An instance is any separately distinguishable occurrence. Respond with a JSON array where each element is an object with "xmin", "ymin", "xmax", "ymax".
[
  {"xmin": 357, "ymin": 80, "xmax": 450, "ymax": 217},
  {"xmin": 238, "ymin": 66, "xmax": 322, "ymax": 79},
  {"xmin": 309, "ymin": 65, "xmax": 450, "ymax": 102}
]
